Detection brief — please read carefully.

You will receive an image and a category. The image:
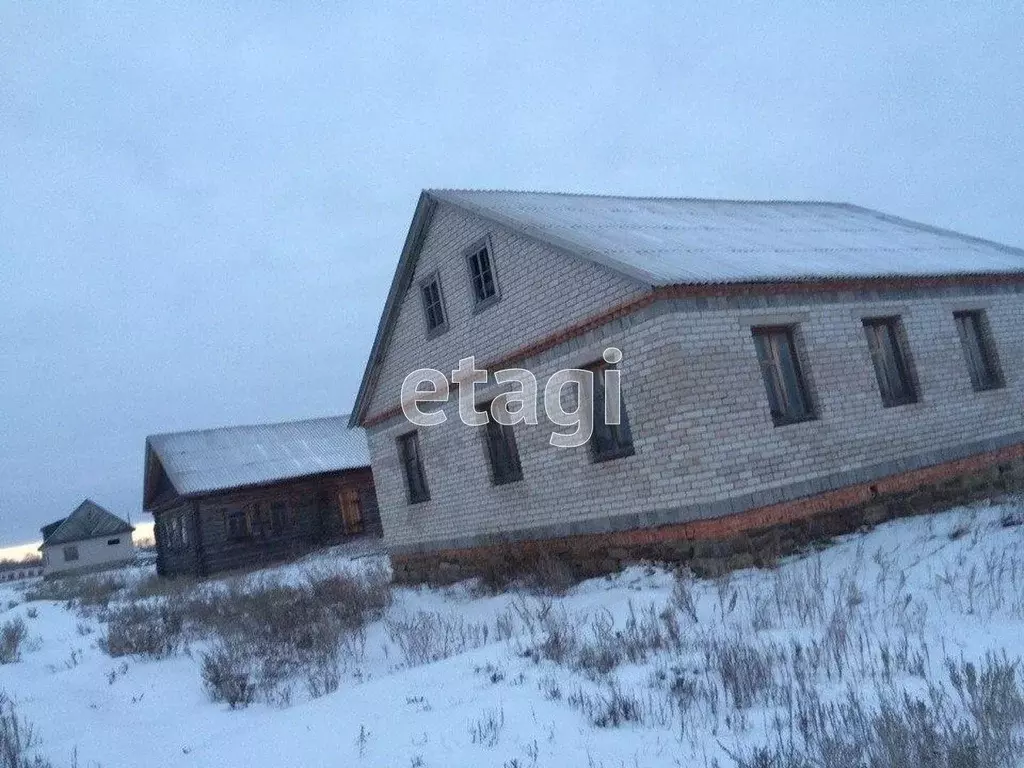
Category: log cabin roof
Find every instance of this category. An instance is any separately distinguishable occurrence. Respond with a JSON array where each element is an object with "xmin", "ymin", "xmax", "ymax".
[{"xmin": 145, "ymin": 415, "xmax": 369, "ymax": 505}]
